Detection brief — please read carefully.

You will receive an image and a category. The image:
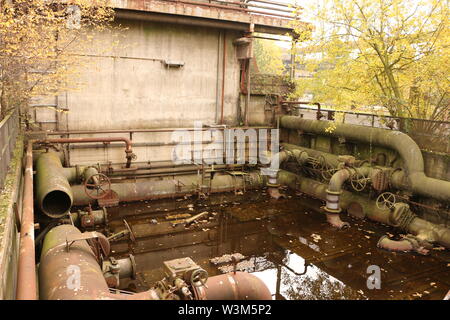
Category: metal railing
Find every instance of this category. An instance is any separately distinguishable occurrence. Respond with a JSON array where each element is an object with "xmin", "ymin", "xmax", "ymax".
[
  {"xmin": 293, "ymin": 105, "xmax": 450, "ymax": 153},
  {"xmin": 0, "ymin": 109, "xmax": 20, "ymax": 191},
  {"xmin": 160, "ymin": 0, "xmax": 301, "ymax": 20}
]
